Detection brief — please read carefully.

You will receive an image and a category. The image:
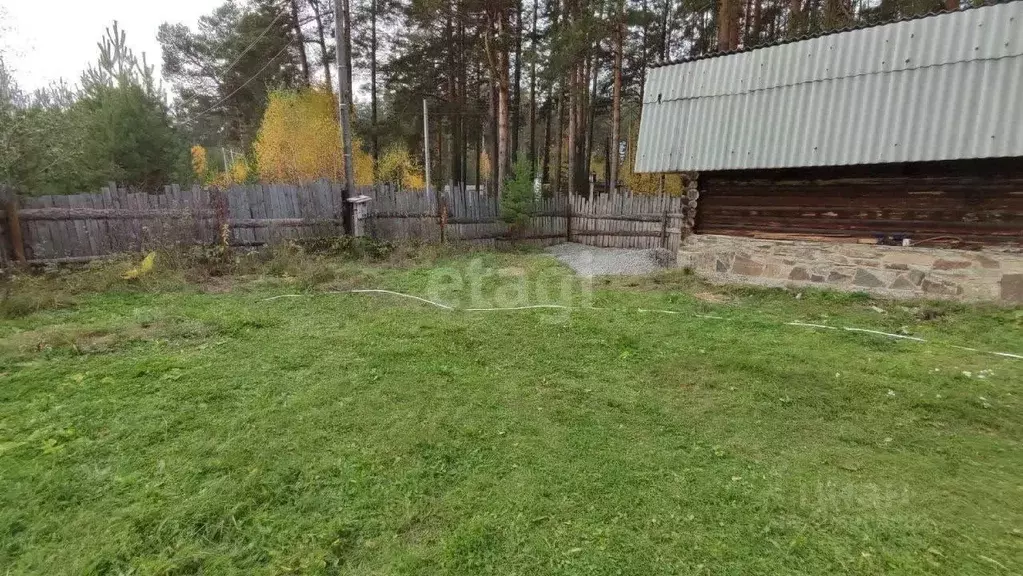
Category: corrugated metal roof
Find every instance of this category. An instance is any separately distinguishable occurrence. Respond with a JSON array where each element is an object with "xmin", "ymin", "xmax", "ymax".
[{"xmin": 634, "ymin": 1, "xmax": 1023, "ymax": 173}]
